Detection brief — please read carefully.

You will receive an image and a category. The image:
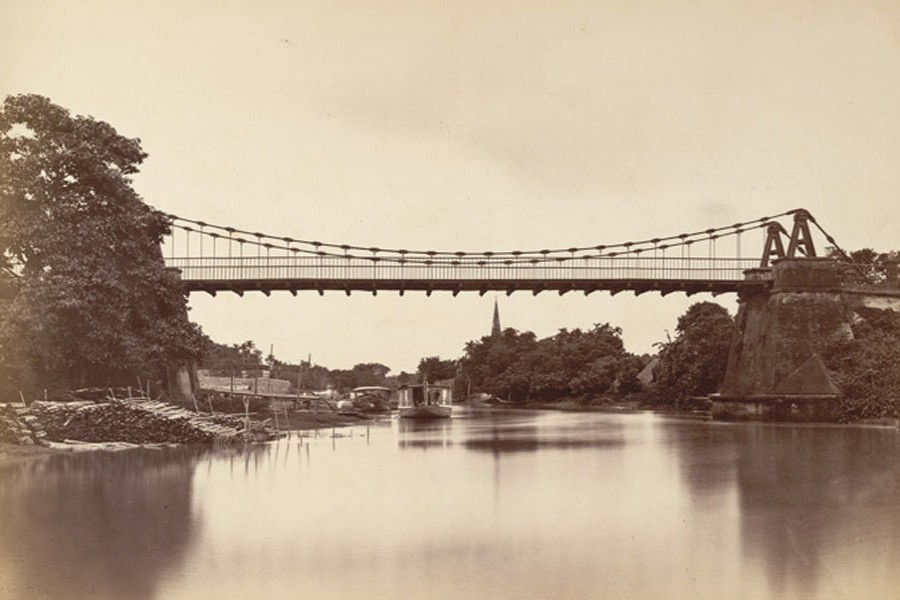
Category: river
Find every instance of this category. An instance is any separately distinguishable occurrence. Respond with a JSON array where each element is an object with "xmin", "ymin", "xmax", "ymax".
[{"xmin": 1, "ymin": 408, "xmax": 898, "ymax": 599}]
